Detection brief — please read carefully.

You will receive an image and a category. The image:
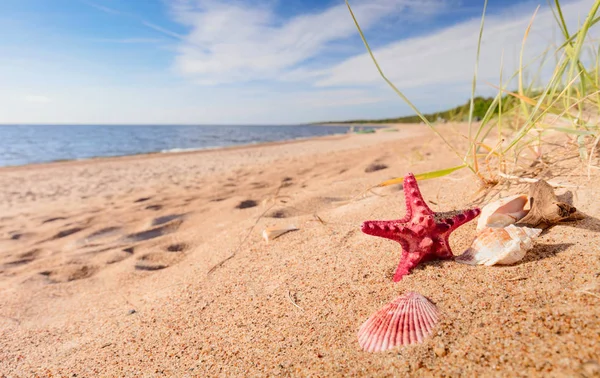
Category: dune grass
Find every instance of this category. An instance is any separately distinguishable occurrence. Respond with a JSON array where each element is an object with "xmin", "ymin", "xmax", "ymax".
[{"xmin": 346, "ymin": 0, "xmax": 600, "ymax": 187}]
